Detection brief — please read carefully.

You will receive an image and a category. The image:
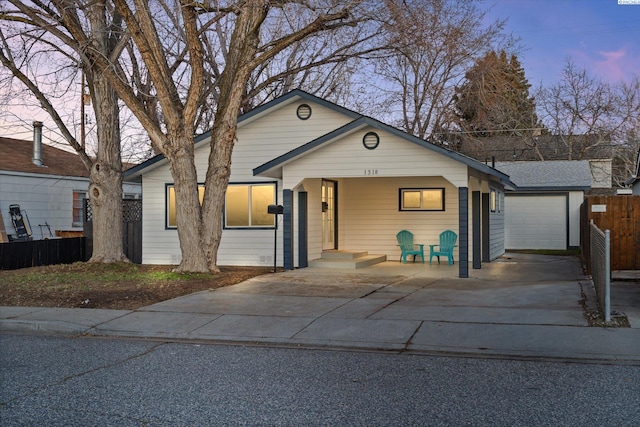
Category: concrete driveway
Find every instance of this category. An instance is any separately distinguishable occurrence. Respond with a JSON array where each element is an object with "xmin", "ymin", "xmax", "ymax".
[{"xmin": 210, "ymin": 252, "xmax": 589, "ymax": 327}]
